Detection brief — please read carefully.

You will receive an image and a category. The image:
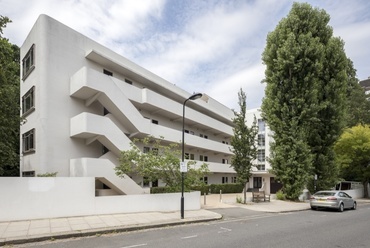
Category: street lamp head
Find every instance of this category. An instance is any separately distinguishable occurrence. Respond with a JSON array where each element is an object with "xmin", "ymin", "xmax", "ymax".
[{"xmin": 188, "ymin": 93, "xmax": 203, "ymax": 101}]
